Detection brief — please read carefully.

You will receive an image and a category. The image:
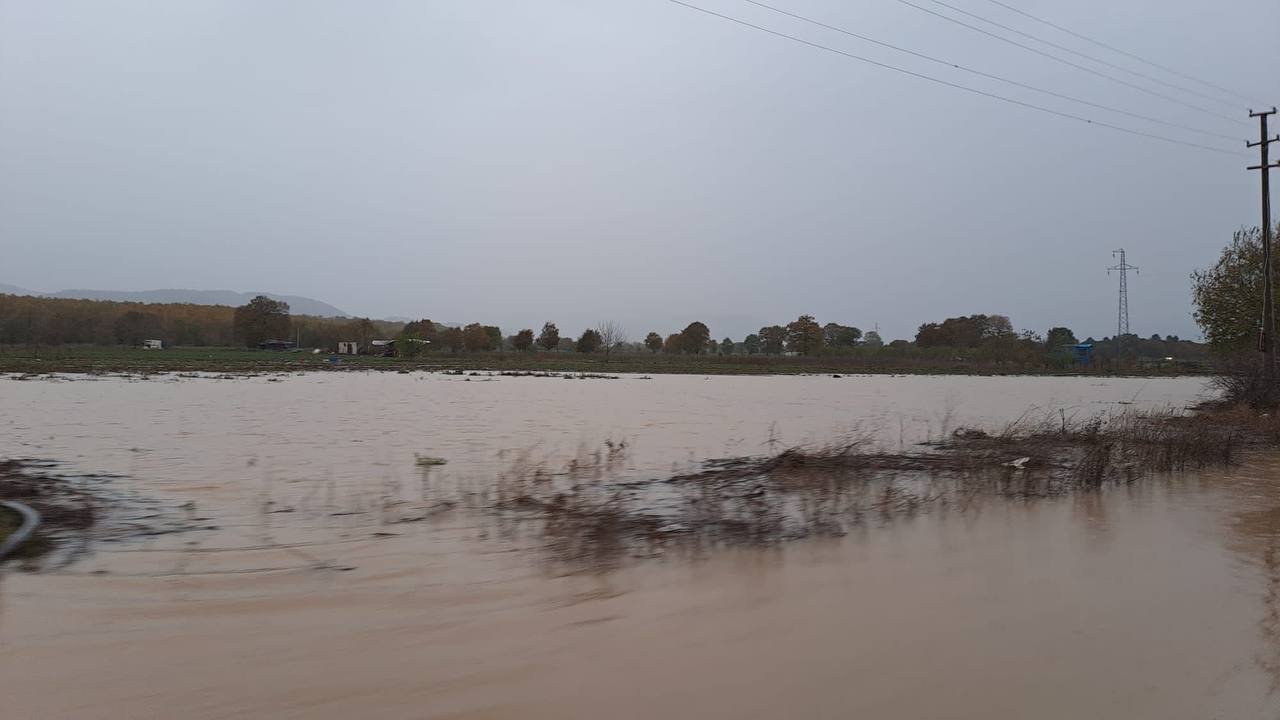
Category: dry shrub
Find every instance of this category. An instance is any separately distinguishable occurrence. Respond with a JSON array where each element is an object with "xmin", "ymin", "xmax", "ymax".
[{"xmin": 1210, "ymin": 352, "xmax": 1278, "ymax": 409}]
